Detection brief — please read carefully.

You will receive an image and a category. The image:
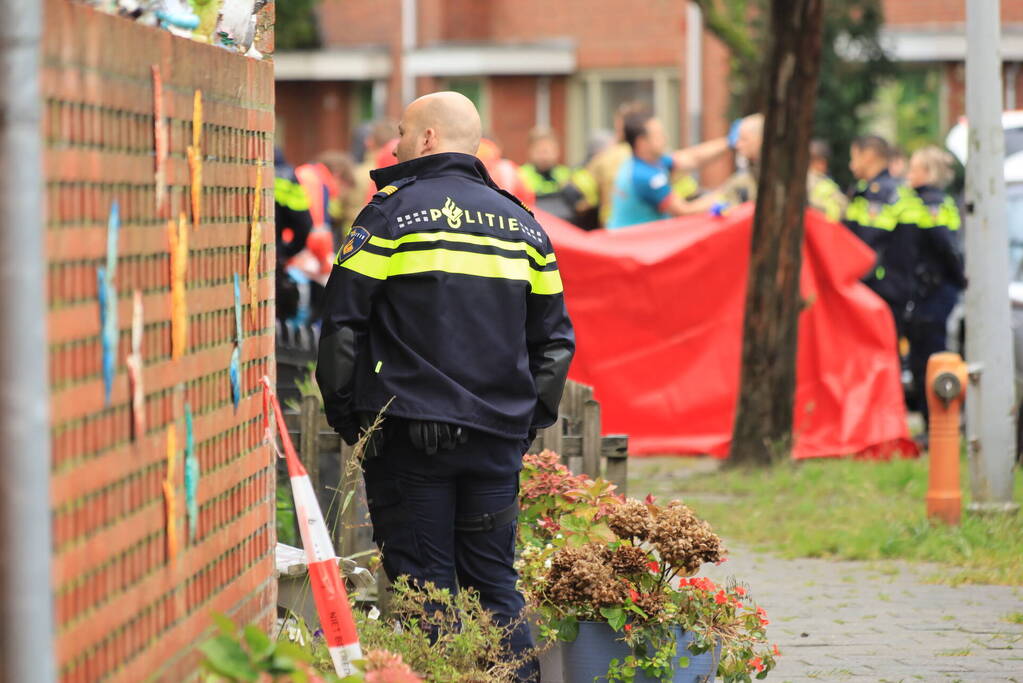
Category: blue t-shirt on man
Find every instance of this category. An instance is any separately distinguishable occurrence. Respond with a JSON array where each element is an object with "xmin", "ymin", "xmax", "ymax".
[{"xmin": 607, "ymin": 154, "xmax": 674, "ymax": 230}]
